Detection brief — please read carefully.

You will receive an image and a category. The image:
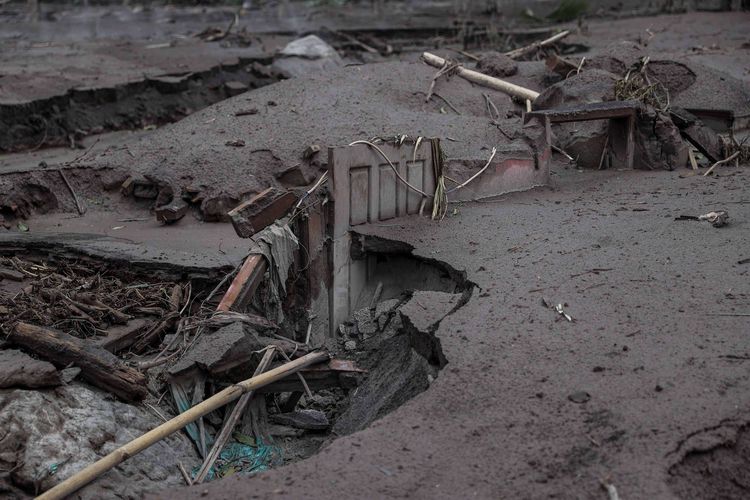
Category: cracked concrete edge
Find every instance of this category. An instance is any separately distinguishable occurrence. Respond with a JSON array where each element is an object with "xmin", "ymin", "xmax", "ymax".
[{"xmin": 0, "ymin": 232, "xmax": 241, "ymax": 277}]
